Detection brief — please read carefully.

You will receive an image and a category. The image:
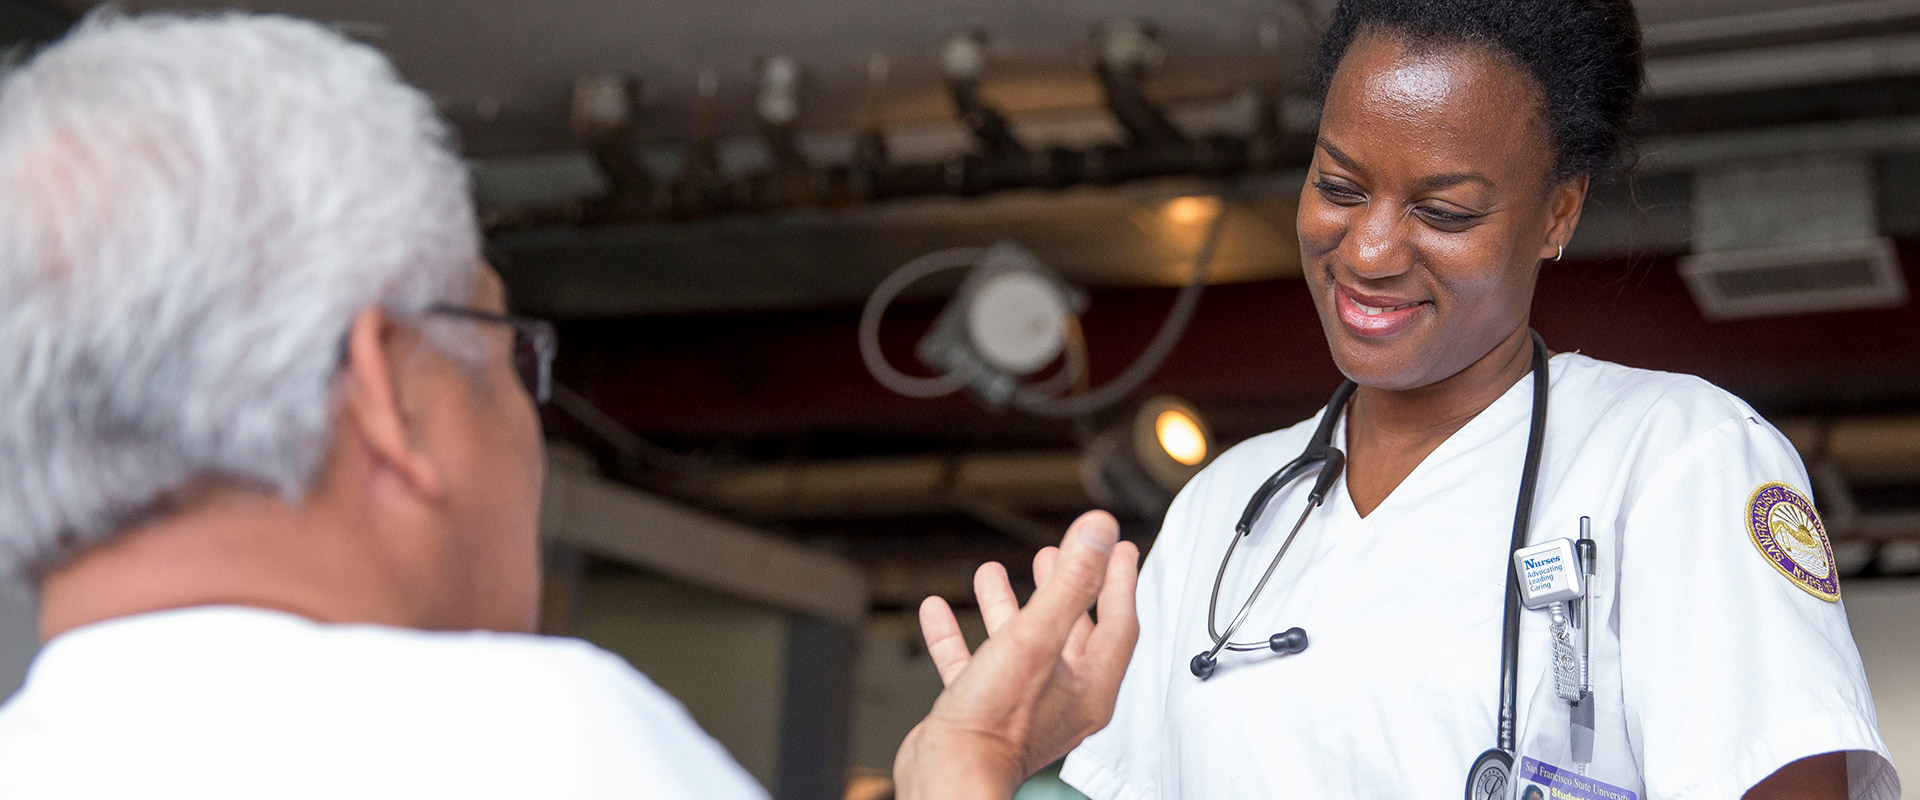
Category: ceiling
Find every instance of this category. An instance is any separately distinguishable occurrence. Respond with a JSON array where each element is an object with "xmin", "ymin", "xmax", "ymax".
[
  {"xmin": 49, "ymin": 0, "xmax": 1920, "ymax": 155},
  {"xmin": 24, "ymin": 0, "xmax": 1920, "ymax": 575}
]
